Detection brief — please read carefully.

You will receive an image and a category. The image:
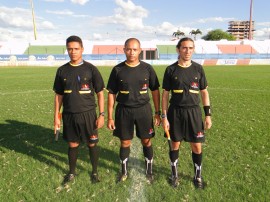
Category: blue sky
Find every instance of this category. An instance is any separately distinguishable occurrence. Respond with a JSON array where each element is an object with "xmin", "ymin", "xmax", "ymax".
[{"xmin": 1, "ymin": 0, "xmax": 270, "ymax": 43}]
